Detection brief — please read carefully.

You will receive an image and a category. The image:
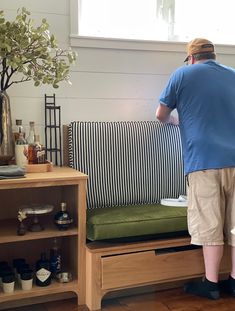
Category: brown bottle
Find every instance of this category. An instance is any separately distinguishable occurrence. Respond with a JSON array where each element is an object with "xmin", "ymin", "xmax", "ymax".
[{"xmin": 27, "ymin": 121, "xmax": 36, "ymax": 164}]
